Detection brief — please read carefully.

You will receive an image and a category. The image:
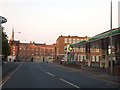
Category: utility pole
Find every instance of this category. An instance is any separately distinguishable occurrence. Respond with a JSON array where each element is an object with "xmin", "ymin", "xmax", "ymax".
[
  {"xmin": 11, "ymin": 28, "xmax": 14, "ymax": 62},
  {"xmin": 0, "ymin": 16, "xmax": 7, "ymax": 64},
  {"xmin": 110, "ymin": 0, "xmax": 113, "ymax": 75}
]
